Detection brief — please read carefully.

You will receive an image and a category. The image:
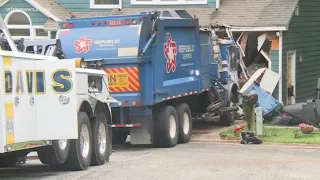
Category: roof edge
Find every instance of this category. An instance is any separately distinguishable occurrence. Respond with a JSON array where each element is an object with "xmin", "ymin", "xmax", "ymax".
[
  {"xmin": 25, "ymin": 0, "xmax": 61, "ymax": 22},
  {"xmin": 0, "ymin": 0, "xmax": 9, "ymax": 8},
  {"xmin": 285, "ymin": 0, "xmax": 300, "ymax": 30},
  {"xmin": 230, "ymin": 26, "xmax": 287, "ymax": 32}
]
